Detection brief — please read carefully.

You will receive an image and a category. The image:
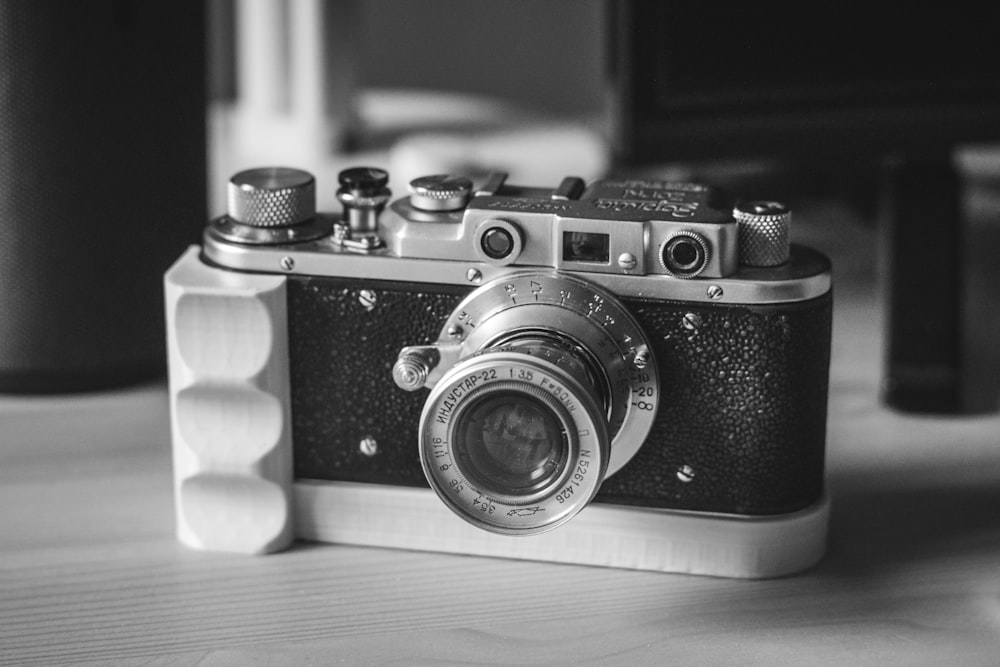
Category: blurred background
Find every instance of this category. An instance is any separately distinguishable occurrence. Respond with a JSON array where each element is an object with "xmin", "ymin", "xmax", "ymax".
[{"xmin": 2, "ymin": 0, "xmax": 999, "ymax": 414}]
